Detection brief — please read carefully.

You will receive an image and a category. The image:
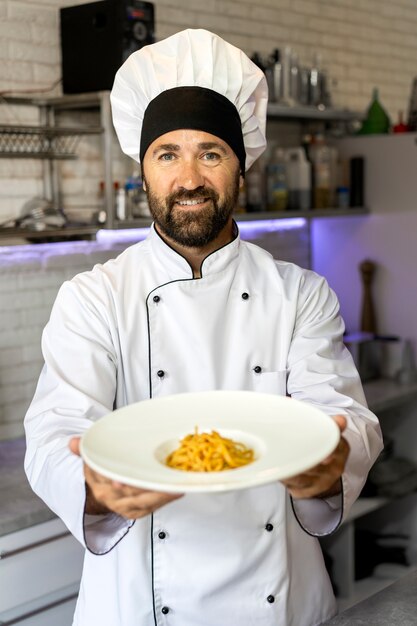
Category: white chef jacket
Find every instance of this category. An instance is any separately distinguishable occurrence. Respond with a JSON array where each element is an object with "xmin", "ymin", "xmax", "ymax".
[{"xmin": 24, "ymin": 224, "xmax": 383, "ymax": 626}]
